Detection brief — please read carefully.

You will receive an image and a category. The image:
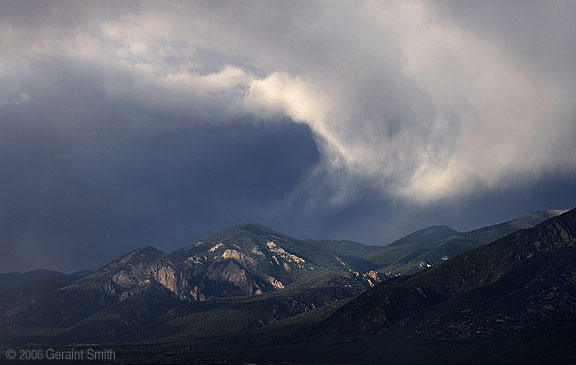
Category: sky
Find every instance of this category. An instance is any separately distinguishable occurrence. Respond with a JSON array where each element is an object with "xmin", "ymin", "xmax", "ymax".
[{"xmin": 1, "ymin": 0, "xmax": 575, "ymax": 273}]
